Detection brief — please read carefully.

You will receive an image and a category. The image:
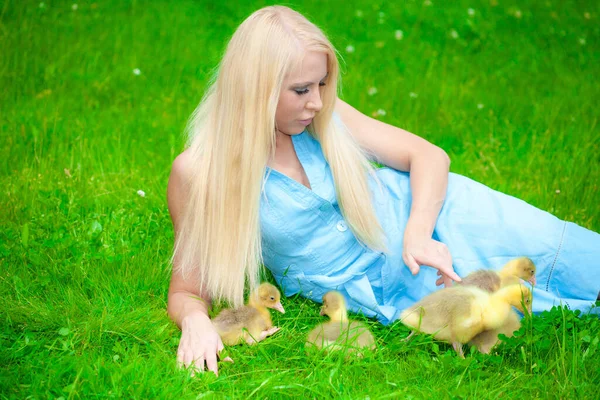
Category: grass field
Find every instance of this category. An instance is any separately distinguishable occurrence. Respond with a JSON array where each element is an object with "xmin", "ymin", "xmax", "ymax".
[{"xmin": 1, "ymin": 0, "xmax": 599, "ymax": 398}]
